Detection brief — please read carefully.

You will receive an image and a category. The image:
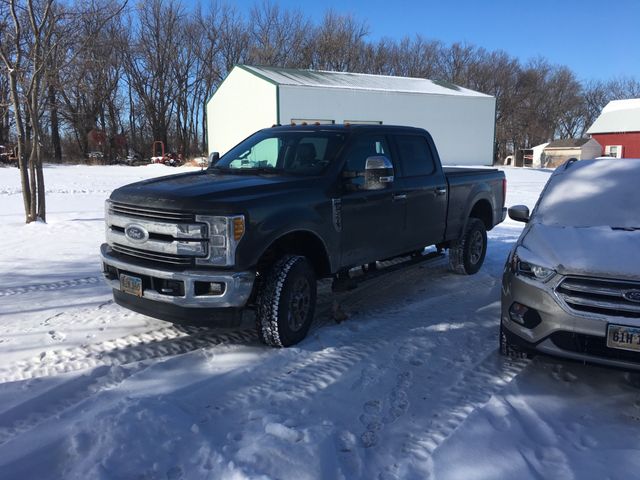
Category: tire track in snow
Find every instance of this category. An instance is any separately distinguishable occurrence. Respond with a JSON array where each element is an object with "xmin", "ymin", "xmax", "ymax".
[
  {"xmin": 0, "ymin": 276, "xmax": 102, "ymax": 297},
  {"xmin": 0, "ymin": 362, "xmax": 150, "ymax": 446},
  {"xmin": 387, "ymin": 354, "xmax": 530, "ymax": 479},
  {"xmin": 0, "ymin": 326, "xmax": 258, "ymax": 384},
  {"xmin": 0, "ymin": 327, "xmax": 259, "ymax": 447},
  {"xmin": 219, "ymin": 273, "xmax": 493, "ymax": 413}
]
